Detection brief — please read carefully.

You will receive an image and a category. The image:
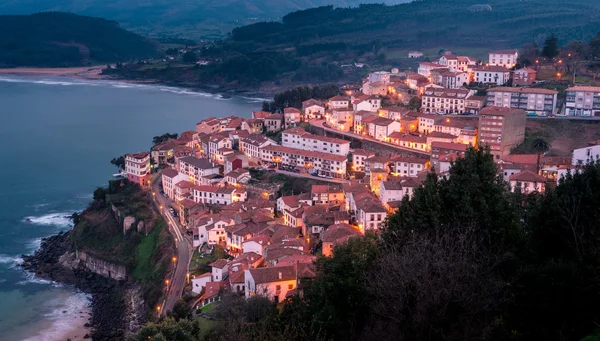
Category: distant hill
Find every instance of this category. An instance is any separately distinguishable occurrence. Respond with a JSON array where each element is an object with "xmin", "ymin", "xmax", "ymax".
[
  {"xmin": 0, "ymin": 12, "xmax": 158, "ymax": 67},
  {"xmin": 0, "ymin": 0, "xmax": 412, "ymax": 39}
]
